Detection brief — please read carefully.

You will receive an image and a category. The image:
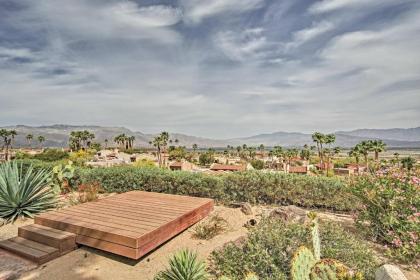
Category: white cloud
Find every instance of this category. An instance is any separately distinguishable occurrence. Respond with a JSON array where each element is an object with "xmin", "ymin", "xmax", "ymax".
[
  {"xmin": 106, "ymin": 2, "xmax": 182, "ymax": 27},
  {"xmin": 310, "ymin": 0, "xmax": 413, "ymax": 14},
  {"xmin": 181, "ymin": 0, "xmax": 263, "ymax": 23},
  {"xmin": 285, "ymin": 21, "xmax": 334, "ymax": 50}
]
